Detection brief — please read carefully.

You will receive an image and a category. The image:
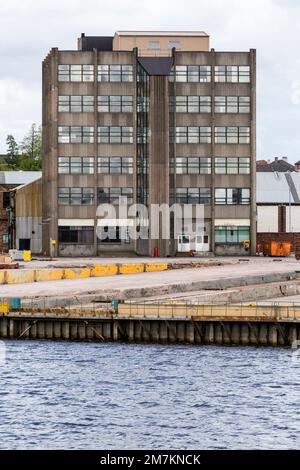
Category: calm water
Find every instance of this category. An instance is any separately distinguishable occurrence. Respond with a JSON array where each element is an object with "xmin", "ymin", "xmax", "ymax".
[{"xmin": 0, "ymin": 340, "xmax": 299, "ymax": 449}]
